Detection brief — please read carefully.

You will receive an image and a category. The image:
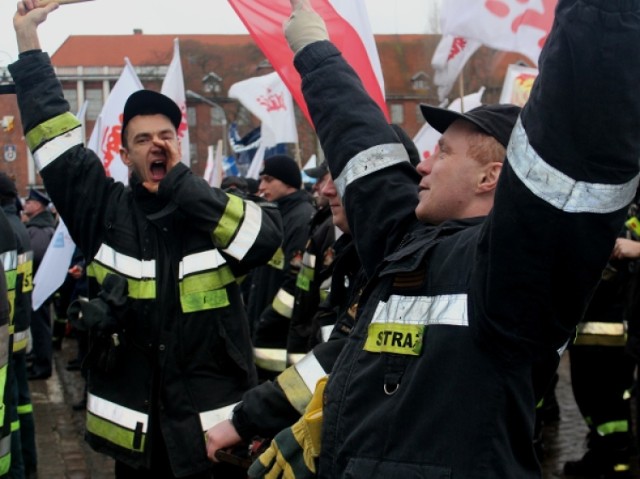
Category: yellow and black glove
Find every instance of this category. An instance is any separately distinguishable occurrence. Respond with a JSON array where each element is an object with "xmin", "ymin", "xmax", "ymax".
[{"xmin": 248, "ymin": 376, "xmax": 327, "ymax": 479}]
